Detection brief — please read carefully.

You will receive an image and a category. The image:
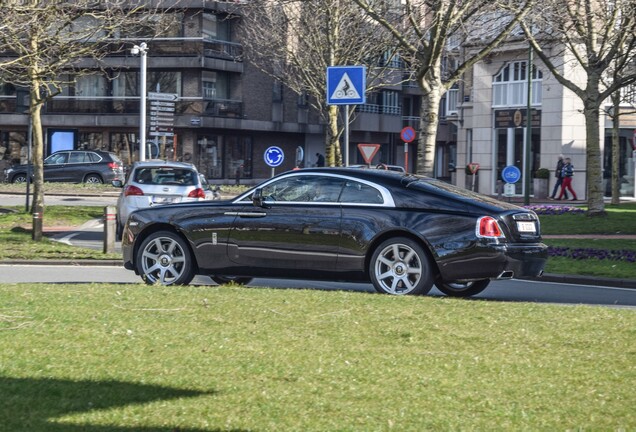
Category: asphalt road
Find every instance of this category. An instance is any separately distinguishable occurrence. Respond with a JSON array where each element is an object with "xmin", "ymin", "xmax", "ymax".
[{"xmin": 1, "ymin": 264, "xmax": 635, "ymax": 309}]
